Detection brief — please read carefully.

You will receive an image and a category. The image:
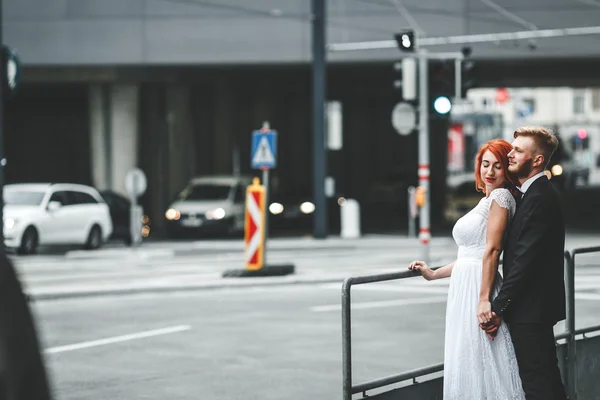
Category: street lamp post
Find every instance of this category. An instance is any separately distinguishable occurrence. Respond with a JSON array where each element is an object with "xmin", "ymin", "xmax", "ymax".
[
  {"xmin": 0, "ymin": 1, "xmax": 5, "ymax": 252},
  {"xmin": 312, "ymin": 0, "xmax": 327, "ymax": 239}
]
